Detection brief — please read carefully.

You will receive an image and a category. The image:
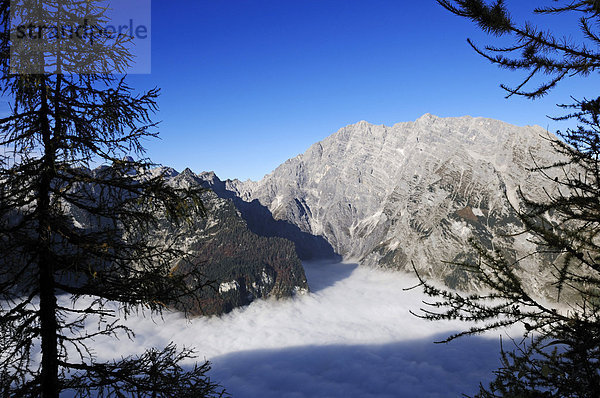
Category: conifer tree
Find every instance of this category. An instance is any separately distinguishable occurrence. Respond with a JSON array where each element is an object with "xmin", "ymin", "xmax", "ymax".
[
  {"xmin": 0, "ymin": 1, "xmax": 224, "ymax": 396},
  {"xmin": 413, "ymin": 1, "xmax": 600, "ymax": 396}
]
